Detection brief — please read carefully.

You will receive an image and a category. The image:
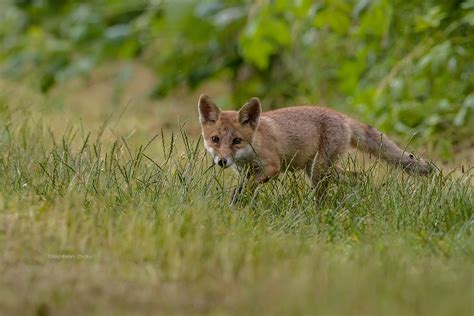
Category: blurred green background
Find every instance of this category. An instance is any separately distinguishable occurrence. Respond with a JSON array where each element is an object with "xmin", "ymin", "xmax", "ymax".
[
  {"xmin": 1, "ymin": 0, "xmax": 473, "ymax": 158},
  {"xmin": 2, "ymin": 3, "xmax": 474, "ymax": 315}
]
